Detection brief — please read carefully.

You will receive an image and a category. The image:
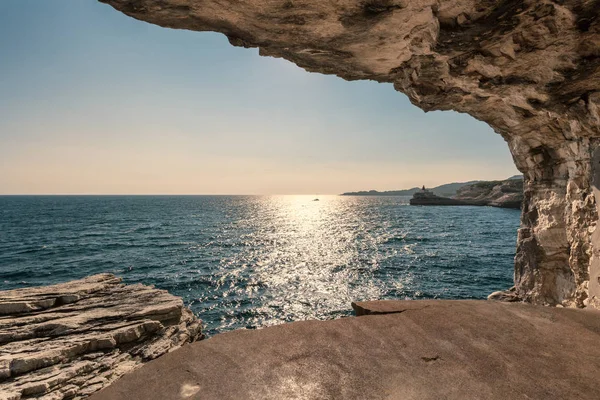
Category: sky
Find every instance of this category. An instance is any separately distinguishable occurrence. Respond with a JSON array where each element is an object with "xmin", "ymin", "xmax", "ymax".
[{"xmin": 0, "ymin": 1, "xmax": 520, "ymax": 195}]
